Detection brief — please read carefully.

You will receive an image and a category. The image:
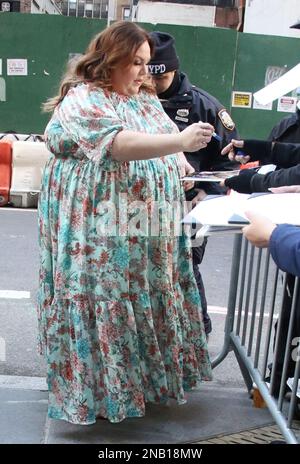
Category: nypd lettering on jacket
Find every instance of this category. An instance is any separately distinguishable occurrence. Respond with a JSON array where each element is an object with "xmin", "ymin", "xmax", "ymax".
[{"xmin": 148, "ymin": 63, "xmax": 166, "ymax": 74}]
